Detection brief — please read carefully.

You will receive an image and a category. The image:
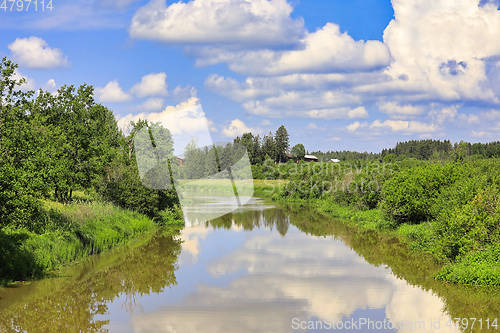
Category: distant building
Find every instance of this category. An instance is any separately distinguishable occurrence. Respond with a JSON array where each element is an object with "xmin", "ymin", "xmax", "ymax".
[
  {"xmin": 328, "ymin": 158, "xmax": 340, "ymax": 163},
  {"xmin": 175, "ymin": 156, "xmax": 184, "ymax": 166},
  {"xmin": 304, "ymin": 155, "xmax": 319, "ymax": 162}
]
